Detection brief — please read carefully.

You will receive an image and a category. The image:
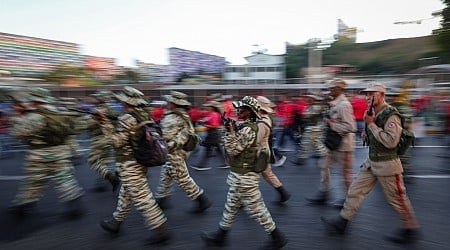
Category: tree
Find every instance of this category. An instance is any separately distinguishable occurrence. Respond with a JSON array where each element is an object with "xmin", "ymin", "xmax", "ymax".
[{"xmin": 433, "ymin": 0, "xmax": 450, "ymax": 62}]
